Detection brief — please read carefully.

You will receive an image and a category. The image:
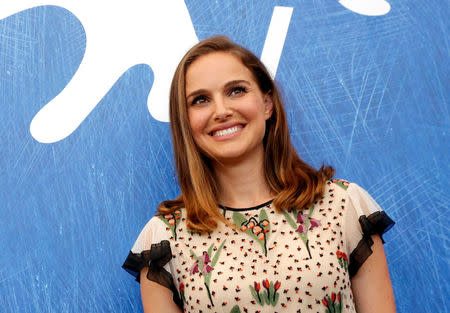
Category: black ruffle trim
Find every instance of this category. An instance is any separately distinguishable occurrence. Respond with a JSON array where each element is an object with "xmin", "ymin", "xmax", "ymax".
[
  {"xmin": 349, "ymin": 211, "xmax": 395, "ymax": 277},
  {"xmin": 122, "ymin": 240, "xmax": 183, "ymax": 310}
]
